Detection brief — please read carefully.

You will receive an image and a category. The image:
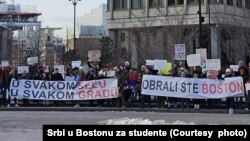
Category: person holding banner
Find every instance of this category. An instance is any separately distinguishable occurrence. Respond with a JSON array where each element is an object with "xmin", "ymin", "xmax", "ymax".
[
  {"xmin": 73, "ymin": 67, "xmax": 83, "ymax": 107},
  {"xmin": 245, "ymin": 78, "xmax": 250, "ymax": 112},
  {"xmin": 20, "ymin": 71, "xmax": 30, "ymax": 106},
  {"xmin": 51, "ymin": 68, "xmax": 64, "ymax": 106},
  {"xmin": 6, "ymin": 68, "xmax": 19, "ymax": 107},
  {"xmin": 193, "ymin": 70, "xmax": 201, "ymax": 110},
  {"xmin": 179, "ymin": 68, "xmax": 189, "ymax": 109},
  {"xmin": 115, "ymin": 66, "xmax": 127, "ymax": 109},
  {"xmin": 140, "ymin": 67, "xmax": 151, "ymax": 108},
  {"xmin": 239, "ymin": 67, "xmax": 249, "ymax": 109},
  {"xmin": 0, "ymin": 66, "xmax": 4, "ymax": 106},
  {"xmin": 224, "ymin": 68, "xmax": 234, "ymax": 110},
  {"xmin": 41, "ymin": 72, "xmax": 50, "ymax": 106}
]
